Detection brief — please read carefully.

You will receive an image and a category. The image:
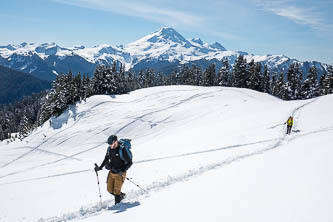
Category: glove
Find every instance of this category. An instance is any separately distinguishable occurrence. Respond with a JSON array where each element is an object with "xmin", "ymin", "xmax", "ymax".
[
  {"xmin": 117, "ymin": 171, "xmax": 123, "ymax": 176},
  {"xmin": 94, "ymin": 164, "xmax": 101, "ymax": 172}
]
